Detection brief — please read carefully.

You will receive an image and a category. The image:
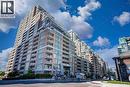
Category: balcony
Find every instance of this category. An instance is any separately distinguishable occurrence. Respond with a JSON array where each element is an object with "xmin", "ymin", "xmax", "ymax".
[
  {"xmin": 31, "ymin": 51, "xmax": 37, "ymax": 54},
  {"xmin": 63, "ymin": 44, "xmax": 69, "ymax": 49},
  {"xmin": 21, "ymin": 58, "xmax": 26, "ymax": 62},
  {"xmin": 44, "ymin": 64, "xmax": 52, "ymax": 71},
  {"xmin": 47, "ymin": 42, "xmax": 53, "ymax": 46},
  {"xmin": 63, "ymin": 36, "xmax": 69, "ymax": 41},
  {"xmin": 23, "ymin": 51, "xmax": 27, "ymax": 55},
  {"xmin": 31, "ymin": 54, "xmax": 37, "ymax": 58},
  {"xmin": 32, "ymin": 47, "xmax": 37, "ymax": 51},
  {"xmin": 46, "ymin": 52, "xmax": 53, "ymax": 56},
  {"xmin": 119, "ymin": 51, "xmax": 130, "ymax": 58},
  {"xmin": 63, "ymin": 48, "xmax": 69, "ymax": 52},
  {"xmin": 33, "ymin": 42, "xmax": 38, "ymax": 46},
  {"xmin": 63, "ymin": 40, "xmax": 69, "ymax": 45},
  {"xmin": 30, "ymin": 60, "xmax": 36, "ymax": 63},
  {"xmin": 20, "ymin": 67, "xmax": 25, "ymax": 70},
  {"xmin": 47, "ymin": 36, "xmax": 54, "ymax": 41},
  {"xmin": 45, "ymin": 61, "xmax": 52, "ymax": 64},
  {"xmin": 33, "ymin": 39, "xmax": 39, "ymax": 43},
  {"xmin": 23, "ymin": 47, "xmax": 28, "ymax": 51},
  {"xmin": 46, "ymin": 47, "xmax": 53, "ymax": 53},
  {"xmin": 29, "ymin": 65, "xmax": 35, "ymax": 69},
  {"xmin": 45, "ymin": 57, "xmax": 52, "ymax": 59},
  {"xmin": 62, "ymin": 52, "xmax": 69, "ymax": 56}
]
